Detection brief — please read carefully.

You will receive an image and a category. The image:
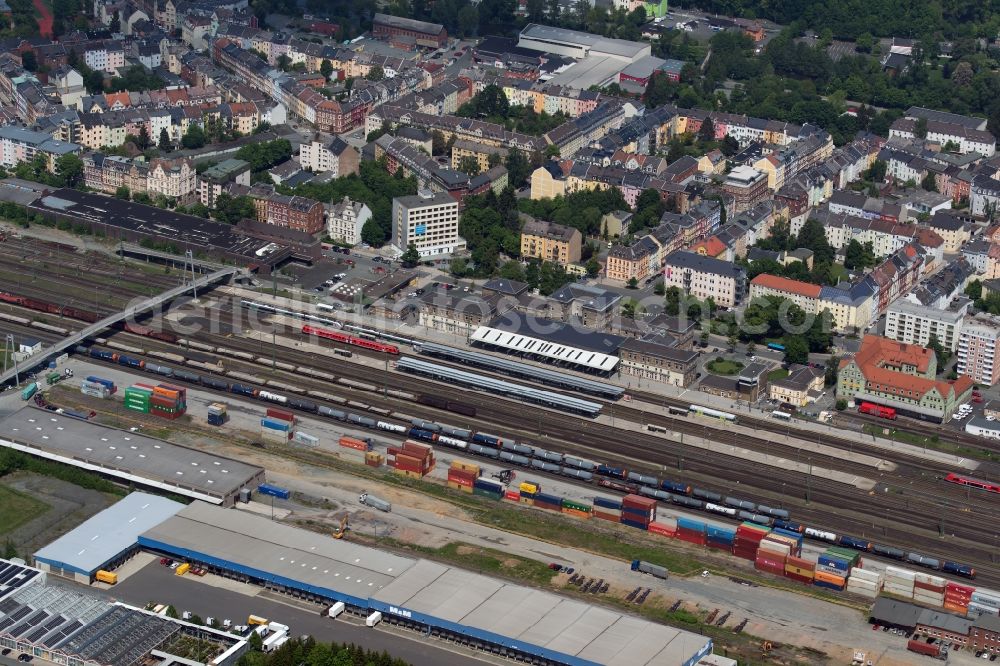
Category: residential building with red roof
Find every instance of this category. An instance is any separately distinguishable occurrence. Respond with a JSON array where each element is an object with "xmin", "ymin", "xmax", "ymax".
[
  {"xmin": 749, "ymin": 273, "xmax": 822, "ymax": 313},
  {"xmin": 837, "ymin": 335, "xmax": 974, "ymax": 422}
]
